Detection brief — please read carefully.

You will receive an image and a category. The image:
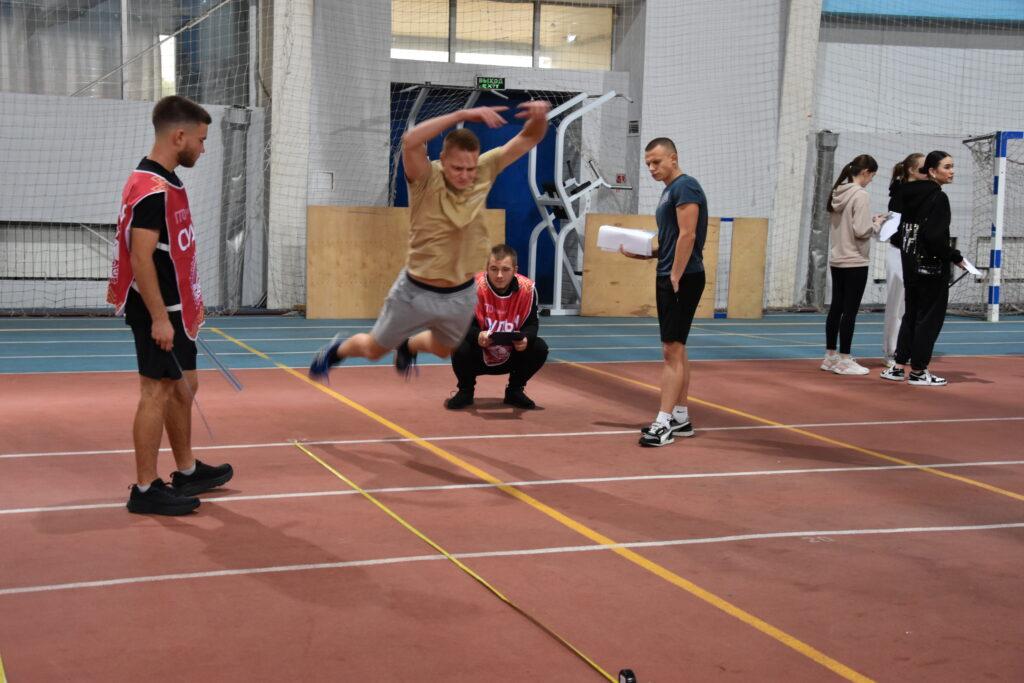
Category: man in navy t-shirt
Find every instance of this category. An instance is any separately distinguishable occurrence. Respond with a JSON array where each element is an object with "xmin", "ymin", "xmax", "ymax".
[{"xmin": 621, "ymin": 137, "xmax": 707, "ymax": 447}]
